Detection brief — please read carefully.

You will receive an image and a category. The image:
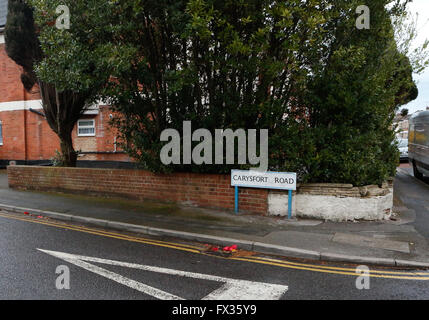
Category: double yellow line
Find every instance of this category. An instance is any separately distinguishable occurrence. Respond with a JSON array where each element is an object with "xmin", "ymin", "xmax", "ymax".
[
  {"xmin": 1, "ymin": 211, "xmax": 428, "ymax": 280},
  {"xmin": 231, "ymin": 256, "xmax": 429, "ymax": 280},
  {"xmin": 0, "ymin": 212, "xmax": 201, "ymax": 254}
]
